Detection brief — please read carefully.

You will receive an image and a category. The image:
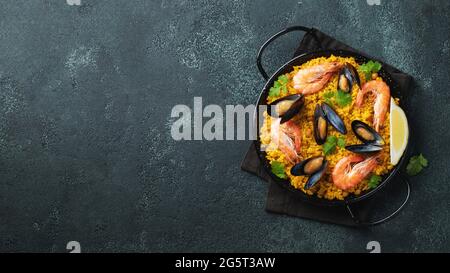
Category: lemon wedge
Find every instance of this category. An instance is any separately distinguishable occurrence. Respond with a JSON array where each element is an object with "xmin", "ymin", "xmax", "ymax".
[{"xmin": 390, "ymin": 98, "xmax": 409, "ymax": 165}]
